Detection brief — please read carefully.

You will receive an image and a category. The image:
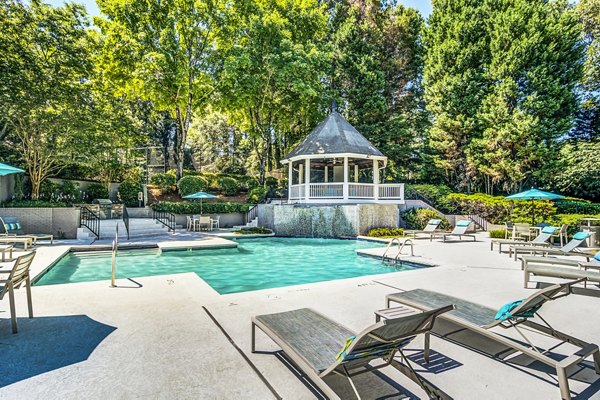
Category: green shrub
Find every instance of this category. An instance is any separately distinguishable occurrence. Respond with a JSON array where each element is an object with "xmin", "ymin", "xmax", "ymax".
[
  {"xmin": 39, "ymin": 180, "xmax": 60, "ymax": 200},
  {"xmin": 405, "ymin": 184, "xmax": 454, "ymax": 213},
  {"xmin": 151, "ymin": 201, "xmax": 251, "ymax": 214},
  {"xmin": 548, "ymin": 213, "xmax": 600, "ymax": 235},
  {"xmin": 177, "ymin": 176, "xmax": 208, "ymax": 196},
  {"xmin": 489, "ymin": 229, "xmax": 506, "ymax": 239},
  {"xmin": 247, "ymin": 186, "xmax": 268, "ymax": 204},
  {"xmin": 217, "ymin": 176, "xmax": 240, "ymax": 196},
  {"xmin": 118, "ymin": 180, "xmax": 140, "ymax": 206},
  {"xmin": 59, "ymin": 180, "xmax": 80, "ymax": 200},
  {"xmin": 0, "ymin": 200, "xmax": 68, "ymax": 208},
  {"xmin": 367, "ymin": 227, "xmax": 405, "ymax": 238},
  {"xmin": 86, "ymin": 183, "xmax": 109, "ymax": 201},
  {"xmin": 150, "ymin": 173, "xmax": 176, "ymax": 193},
  {"xmin": 233, "ymin": 226, "xmax": 272, "ymax": 234},
  {"xmin": 555, "ymin": 200, "xmax": 600, "ymax": 215},
  {"xmin": 401, "ymin": 208, "xmax": 451, "ymax": 230}
]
